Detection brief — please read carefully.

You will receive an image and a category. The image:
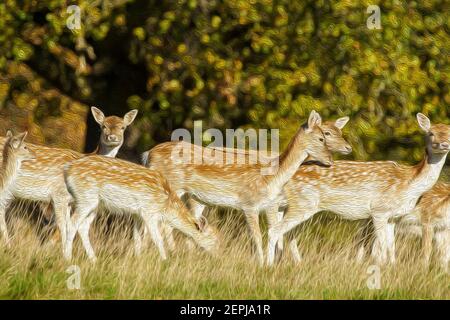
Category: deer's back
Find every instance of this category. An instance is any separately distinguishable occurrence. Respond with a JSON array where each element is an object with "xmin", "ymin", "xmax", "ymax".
[
  {"xmin": 65, "ymin": 155, "xmax": 171, "ymax": 210},
  {"xmin": 416, "ymin": 182, "xmax": 449, "ymax": 227},
  {"xmin": 0, "ymin": 136, "xmax": 82, "ymax": 200},
  {"xmin": 147, "ymin": 141, "xmax": 272, "ymax": 208},
  {"xmin": 286, "ymin": 160, "xmax": 419, "ymax": 219}
]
